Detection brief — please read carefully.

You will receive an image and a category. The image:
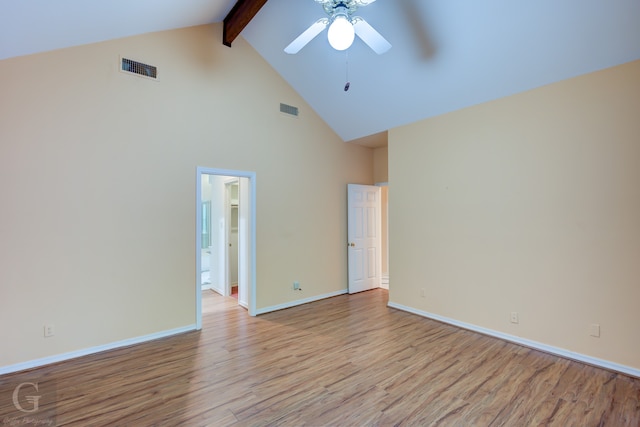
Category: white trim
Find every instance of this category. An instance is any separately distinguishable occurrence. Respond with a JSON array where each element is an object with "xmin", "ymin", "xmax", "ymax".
[
  {"xmin": 387, "ymin": 301, "xmax": 640, "ymax": 379},
  {"xmin": 0, "ymin": 325, "xmax": 195, "ymax": 376},
  {"xmin": 196, "ymin": 171, "xmax": 203, "ymax": 328},
  {"xmin": 196, "ymin": 167, "xmax": 257, "ymax": 323},
  {"xmin": 255, "ymin": 289, "xmax": 348, "ymax": 315}
]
